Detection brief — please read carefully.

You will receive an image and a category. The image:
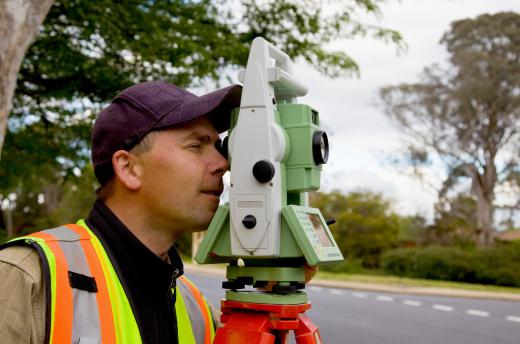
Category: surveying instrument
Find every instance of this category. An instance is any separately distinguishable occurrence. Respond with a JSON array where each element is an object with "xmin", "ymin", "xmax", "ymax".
[{"xmin": 195, "ymin": 37, "xmax": 344, "ymax": 343}]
